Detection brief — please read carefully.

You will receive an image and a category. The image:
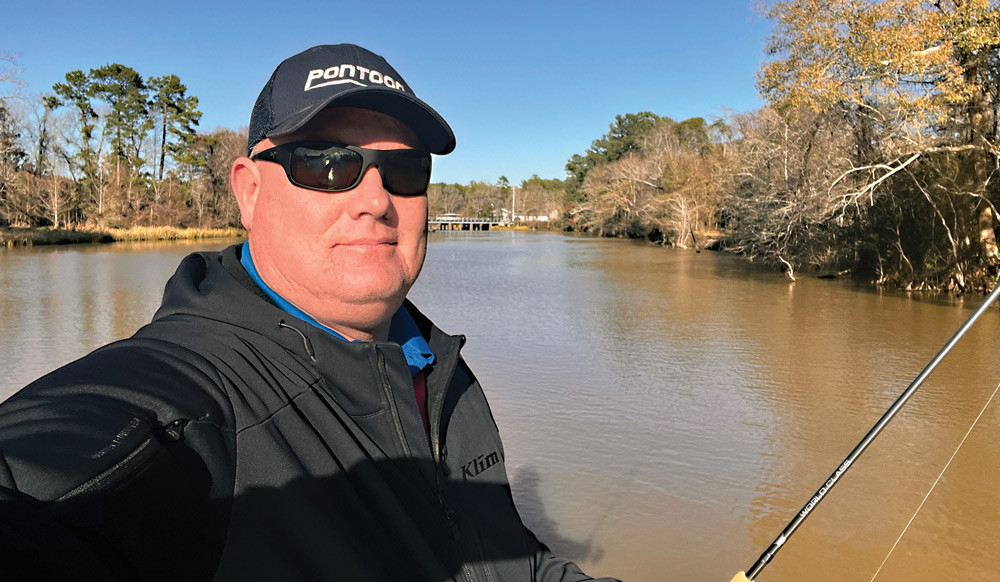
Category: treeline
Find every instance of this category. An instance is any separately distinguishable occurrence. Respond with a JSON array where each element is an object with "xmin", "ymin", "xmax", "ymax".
[
  {"xmin": 427, "ymin": 175, "xmax": 564, "ymax": 223},
  {"xmin": 5, "ymin": 0, "xmax": 1000, "ymax": 292},
  {"xmin": 431, "ymin": 1, "xmax": 1000, "ymax": 292},
  {"xmin": 561, "ymin": 0, "xmax": 1000, "ymax": 292},
  {"xmin": 0, "ymin": 59, "xmax": 243, "ymax": 229}
]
